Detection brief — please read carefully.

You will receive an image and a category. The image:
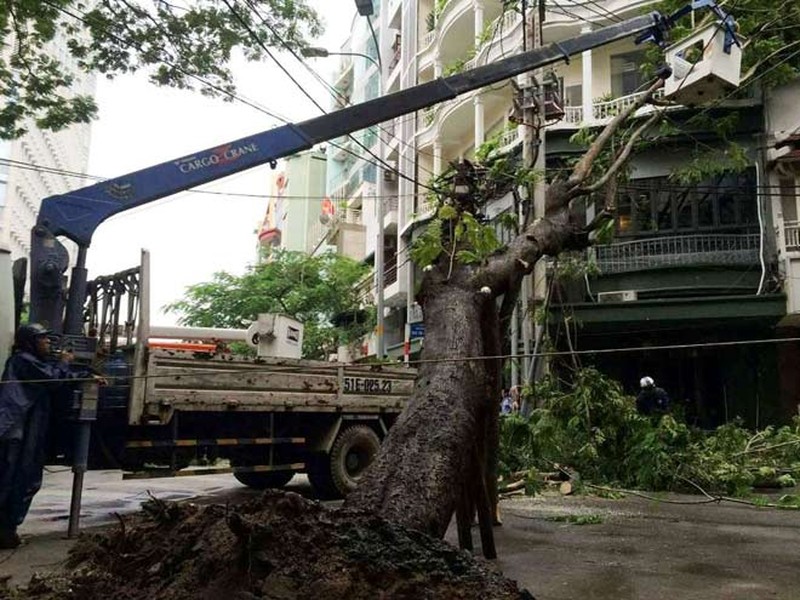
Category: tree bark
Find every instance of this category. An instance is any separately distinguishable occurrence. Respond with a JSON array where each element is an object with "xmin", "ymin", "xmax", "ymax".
[
  {"xmin": 346, "ymin": 78, "xmax": 666, "ymax": 549},
  {"xmin": 346, "ymin": 273, "xmax": 497, "ymax": 537}
]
